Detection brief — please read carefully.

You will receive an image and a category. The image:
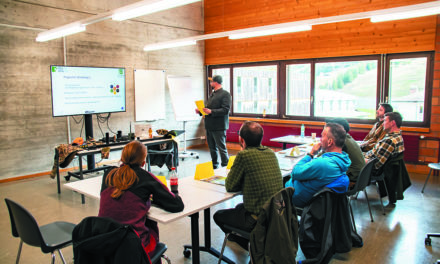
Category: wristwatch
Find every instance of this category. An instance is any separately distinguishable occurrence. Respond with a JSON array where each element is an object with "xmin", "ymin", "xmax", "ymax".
[{"xmin": 307, "ymin": 153, "xmax": 314, "ymax": 159}]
